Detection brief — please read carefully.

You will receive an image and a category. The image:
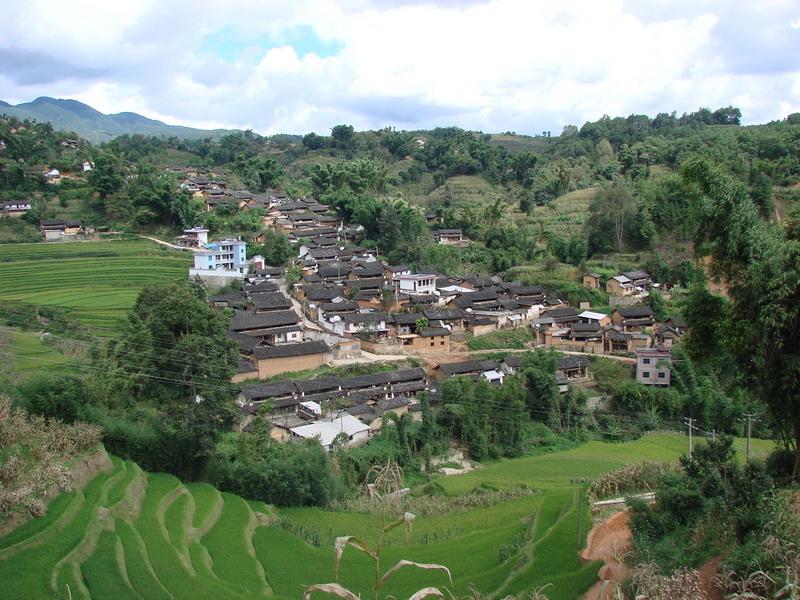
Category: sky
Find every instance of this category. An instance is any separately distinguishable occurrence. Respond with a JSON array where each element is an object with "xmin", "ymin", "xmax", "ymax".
[{"xmin": 1, "ymin": 0, "xmax": 799, "ymax": 135}]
